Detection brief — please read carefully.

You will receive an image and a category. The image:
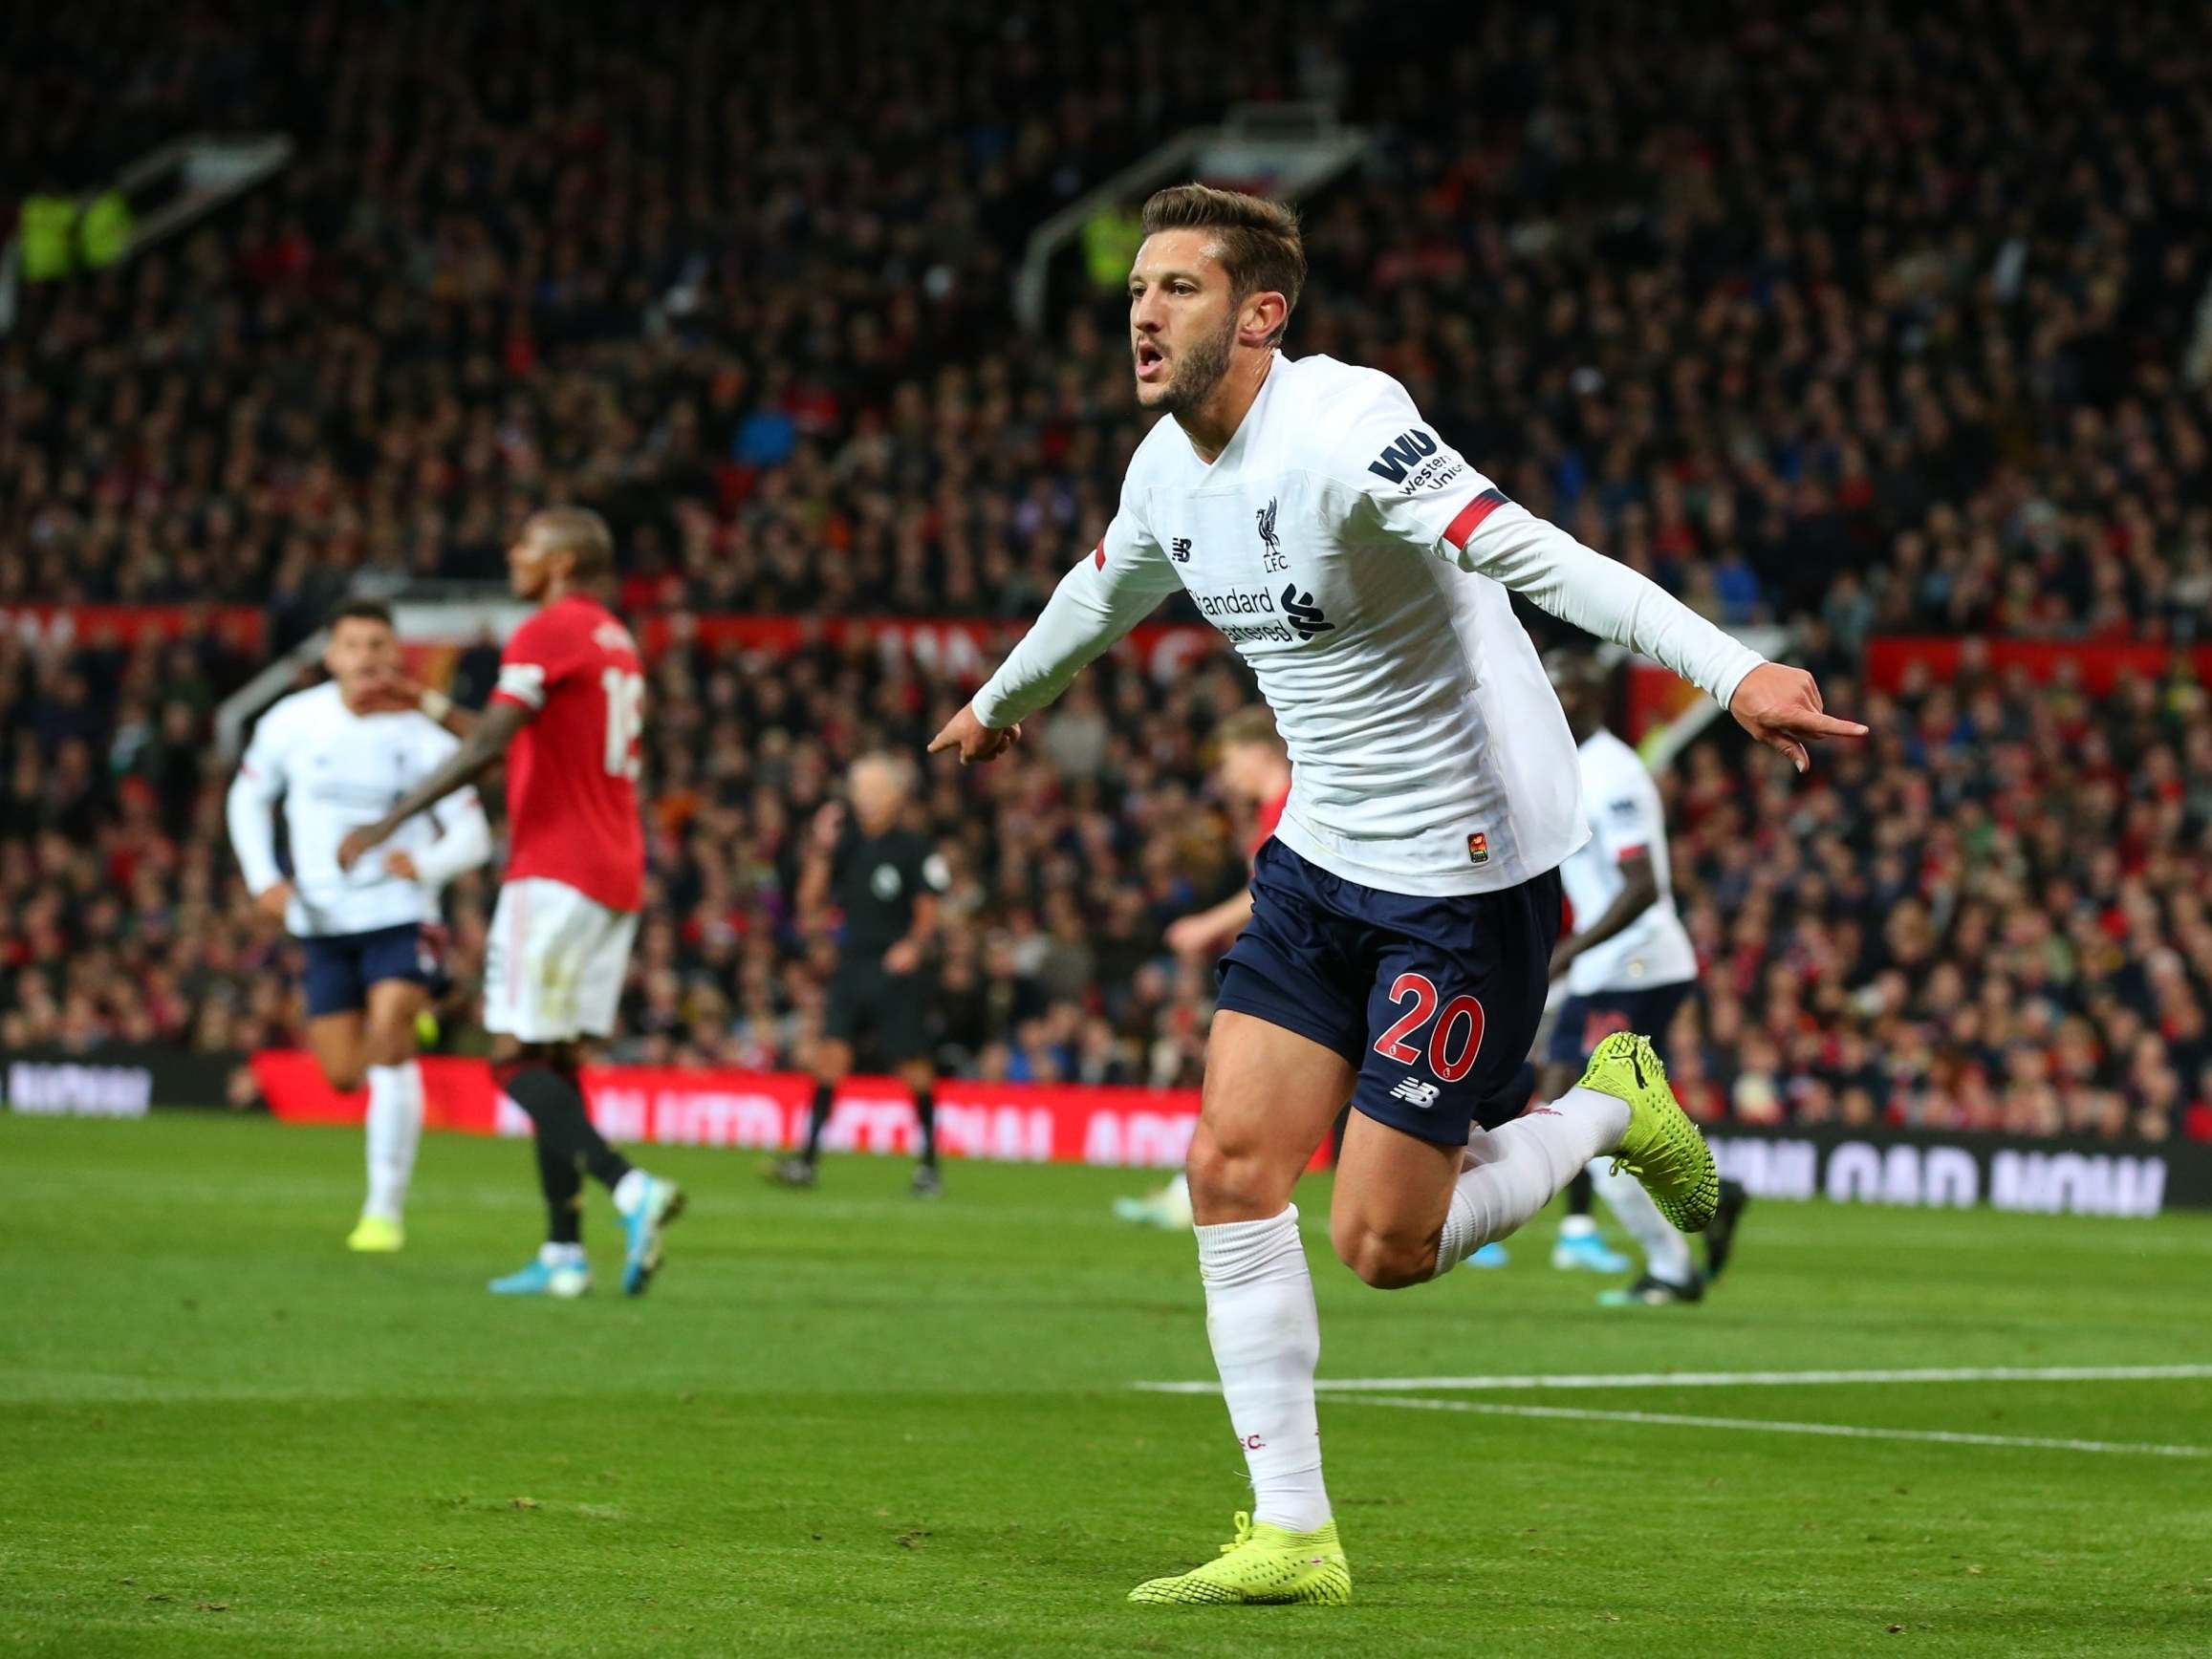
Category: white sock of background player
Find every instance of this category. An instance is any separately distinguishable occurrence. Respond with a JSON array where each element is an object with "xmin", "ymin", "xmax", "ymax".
[
  {"xmin": 1589, "ymin": 1156, "xmax": 1697, "ymax": 1284},
  {"xmin": 1430, "ymin": 1087, "xmax": 1632, "ymax": 1276},
  {"xmin": 363, "ymin": 1060, "xmax": 424, "ymax": 1222},
  {"xmin": 1197, "ymin": 1204, "xmax": 1332, "ymax": 1533}
]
